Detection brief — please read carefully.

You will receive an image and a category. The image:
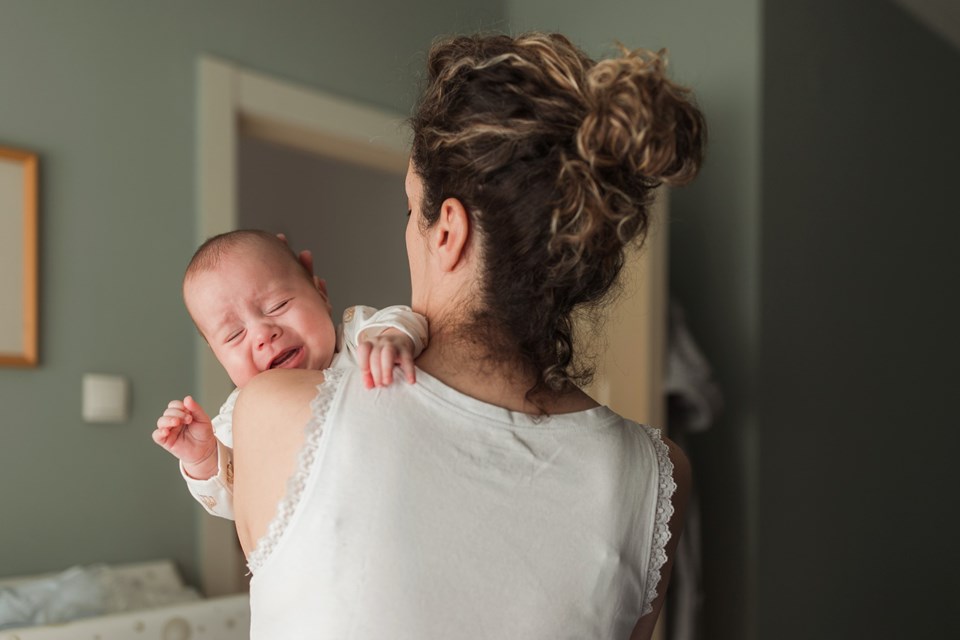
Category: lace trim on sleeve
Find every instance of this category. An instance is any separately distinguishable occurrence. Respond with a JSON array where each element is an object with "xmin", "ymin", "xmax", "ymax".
[
  {"xmin": 639, "ymin": 425, "xmax": 677, "ymax": 618},
  {"xmin": 246, "ymin": 367, "xmax": 346, "ymax": 574}
]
